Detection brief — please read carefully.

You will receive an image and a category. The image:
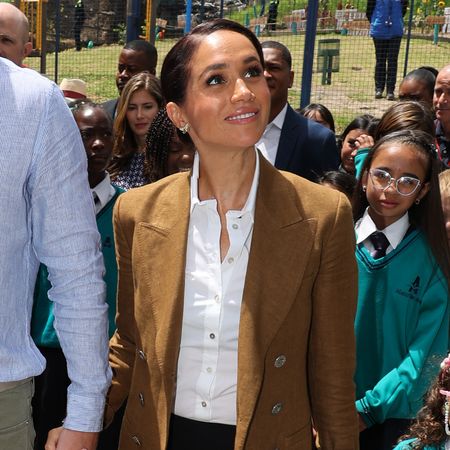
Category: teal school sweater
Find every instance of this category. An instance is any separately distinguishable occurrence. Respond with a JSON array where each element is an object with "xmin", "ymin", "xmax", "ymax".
[
  {"xmin": 355, "ymin": 228, "xmax": 449, "ymax": 427},
  {"xmin": 393, "ymin": 438, "xmax": 444, "ymax": 449},
  {"xmin": 354, "ymin": 147, "xmax": 370, "ymax": 179},
  {"xmin": 31, "ymin": 185, "xmax": 124, "ymax": 346}
]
